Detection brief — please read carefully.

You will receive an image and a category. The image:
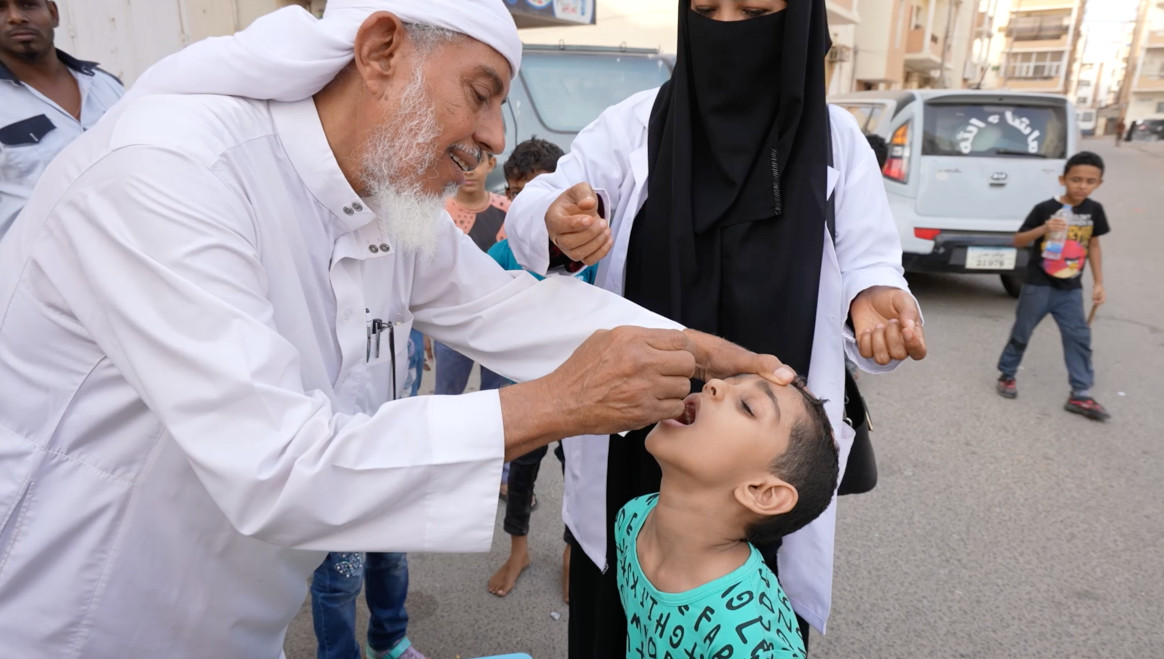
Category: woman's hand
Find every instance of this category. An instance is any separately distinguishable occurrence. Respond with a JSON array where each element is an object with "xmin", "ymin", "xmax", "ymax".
[
  {"xmin": 545, "ymin": 182, "xmax": 612, "ymax": 265},
  {"xmin": 850, "ymin": 286, "xmax": 927, "ymax": 365}
]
